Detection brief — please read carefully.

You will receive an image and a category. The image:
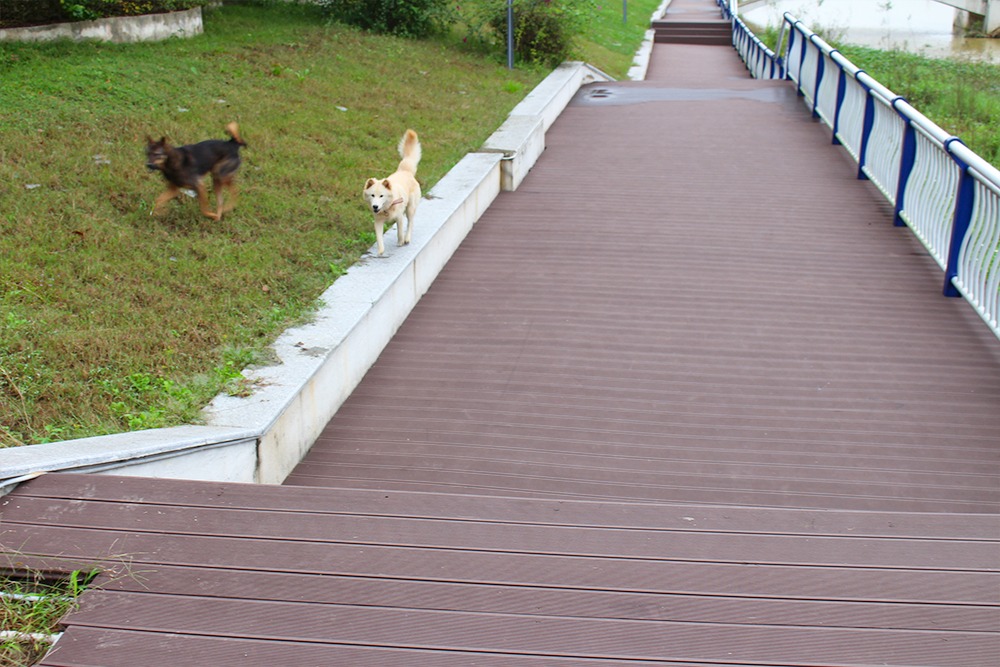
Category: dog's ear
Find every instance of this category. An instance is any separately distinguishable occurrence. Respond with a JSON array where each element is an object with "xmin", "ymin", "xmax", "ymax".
[
  {"xmin": 365, "ymin": 178, "xmax": 376, "ymax": 189},
  {"xmin": 382, "ymin": 179, "xmax": 391, "ymax": 189}
]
